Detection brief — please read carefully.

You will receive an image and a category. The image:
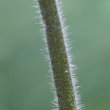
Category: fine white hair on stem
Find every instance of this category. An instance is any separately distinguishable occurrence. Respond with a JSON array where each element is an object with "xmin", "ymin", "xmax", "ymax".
[
  {"xmin": 33, "ymin": 1, "xmax": 59, "ymax": 109},
  {"xmin": 56, "ymin": 0, "xmax": 84, "ymax": 109},
  {"xmin": 33, "ymin": 0, "xmax": 84, "ymax": 109}
]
